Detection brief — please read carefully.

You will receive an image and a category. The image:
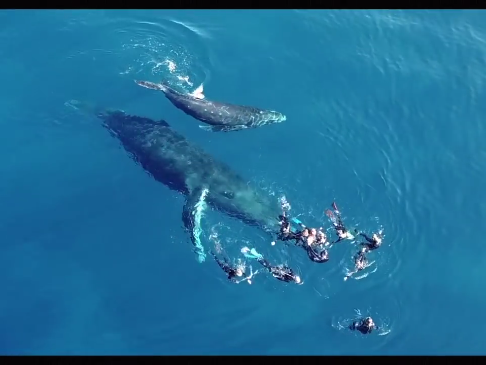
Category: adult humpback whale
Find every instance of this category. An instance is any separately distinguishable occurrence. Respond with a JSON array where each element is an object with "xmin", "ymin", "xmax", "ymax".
[
  {"xmin": 135, "ymin": 80, "xmax": 286, "ymax": 132},
  {"xmin": 69, "ymin": 101, "xmax": 282, "ymax": 261}
]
